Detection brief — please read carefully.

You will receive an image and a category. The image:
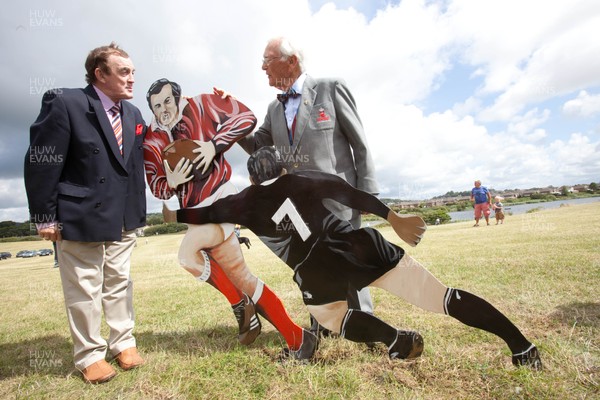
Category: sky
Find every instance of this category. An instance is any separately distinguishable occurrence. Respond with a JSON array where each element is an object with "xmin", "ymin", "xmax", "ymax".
[{"xmin": 1, "ymin": 0, "xmax": 599, "ymax": 222}]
